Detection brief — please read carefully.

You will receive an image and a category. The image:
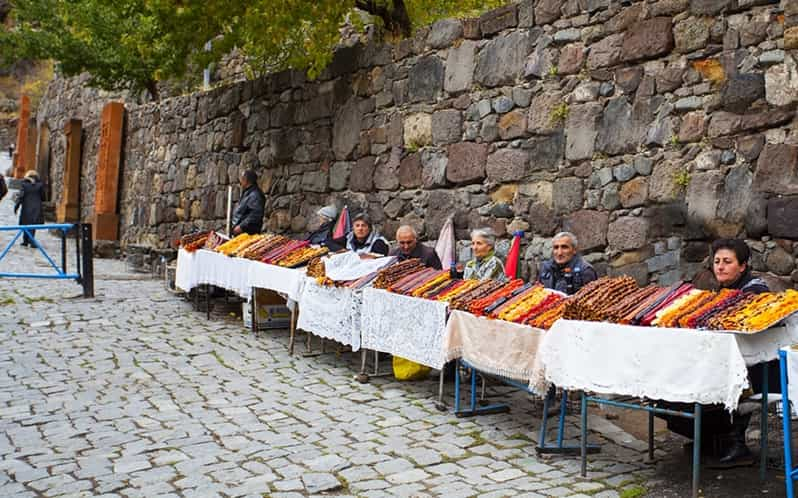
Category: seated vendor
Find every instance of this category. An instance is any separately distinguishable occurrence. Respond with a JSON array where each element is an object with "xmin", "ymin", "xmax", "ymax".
[
  {"xmin": 661, "ymin": 239, "xmax": 772, "ymax": 468},
  {"xmin": 538, "ymin": 231, "xmax": 597, "ymax": 295},
  {"xmin": 331, "ymin": 212, "xmax": 389, "ymax": 256},
  {"xmin": 306, "ymin": 205, "xmax": 337, "ymax": 246},
  {"xmin": 462, "ymin": 228, "xmax": 507, "ymax": 282},
  {"xmin": 389, "ymin": 225, "xmax": 442, "ymax": 269}
]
